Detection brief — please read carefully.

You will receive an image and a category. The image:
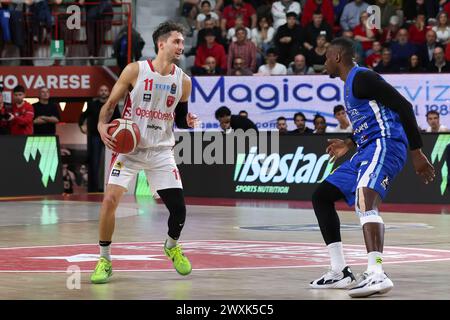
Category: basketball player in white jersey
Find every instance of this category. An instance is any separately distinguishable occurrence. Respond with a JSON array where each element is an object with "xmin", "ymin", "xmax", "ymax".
[{"xmin": 91, "ymin": 22, "xmax": 198, "ymax": 283}]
